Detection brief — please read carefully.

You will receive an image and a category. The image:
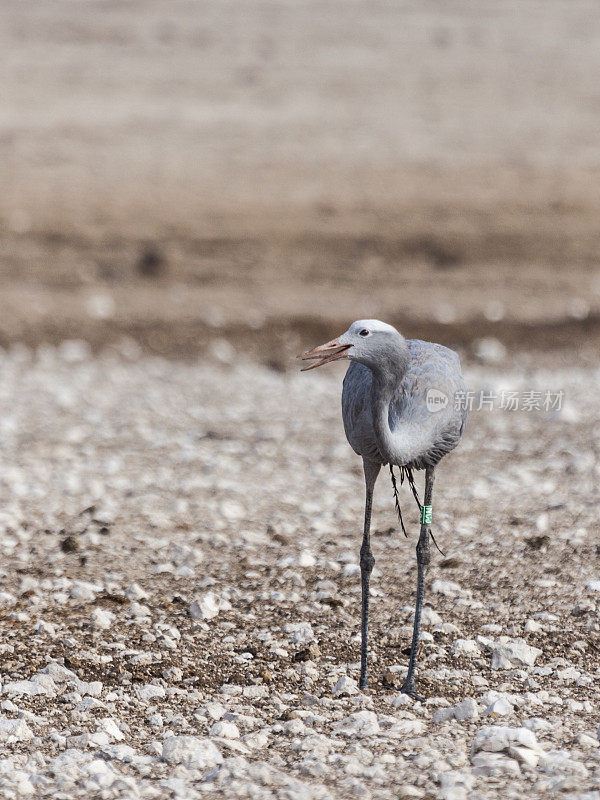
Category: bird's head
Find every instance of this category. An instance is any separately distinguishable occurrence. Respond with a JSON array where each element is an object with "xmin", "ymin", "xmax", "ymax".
[{"xmin": 300, "ymin": 319, "xmax": 404, "ymax": 371}]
